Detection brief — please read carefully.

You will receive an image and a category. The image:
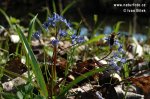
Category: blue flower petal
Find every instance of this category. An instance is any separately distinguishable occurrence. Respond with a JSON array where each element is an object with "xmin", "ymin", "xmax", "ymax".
[
  {"xmin": 51, "ymin": 39, "xmax": 59, "ymax": 46},
  {"xmin": 33, "ymin": 31, "xmax": 41, "ymax": 40}
]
